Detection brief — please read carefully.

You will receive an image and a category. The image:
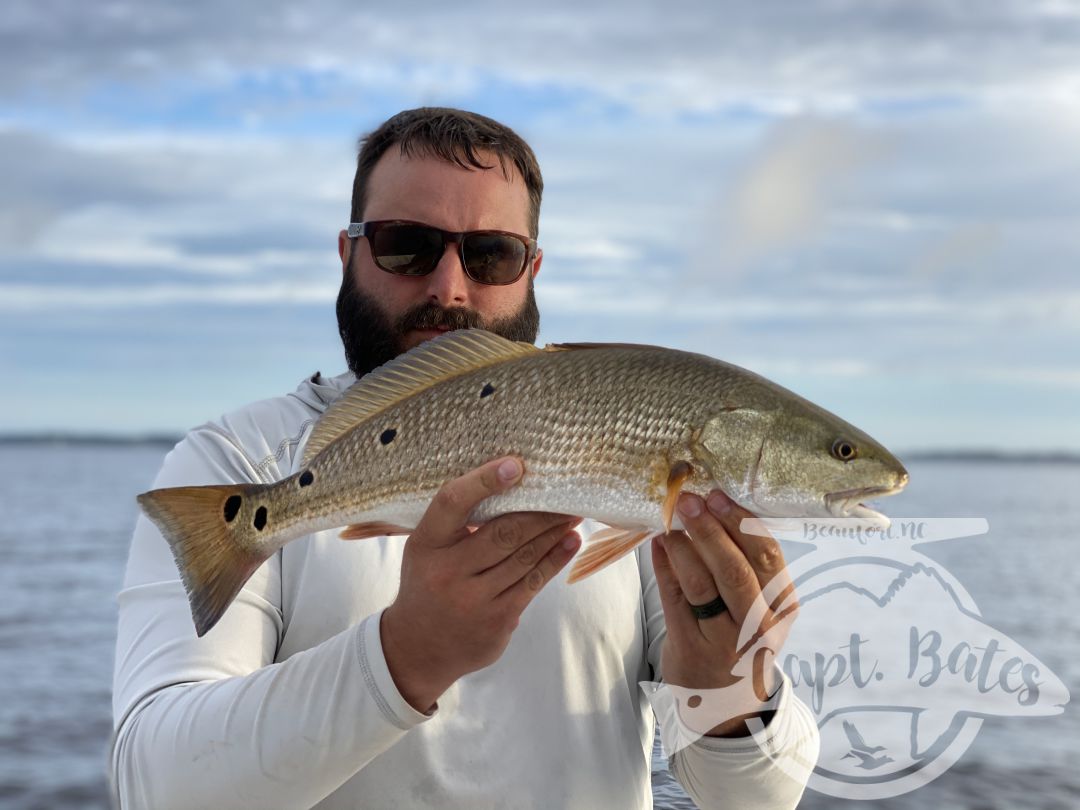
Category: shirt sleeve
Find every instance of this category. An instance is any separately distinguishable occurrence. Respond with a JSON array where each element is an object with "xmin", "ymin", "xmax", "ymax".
[
  {"xmin": 110, "ymin": 425, "xmax": 433, "ymax": 810},
  {"xmin": 636, "ymin": 543, "xmax": 821, "ymax": 810}
]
